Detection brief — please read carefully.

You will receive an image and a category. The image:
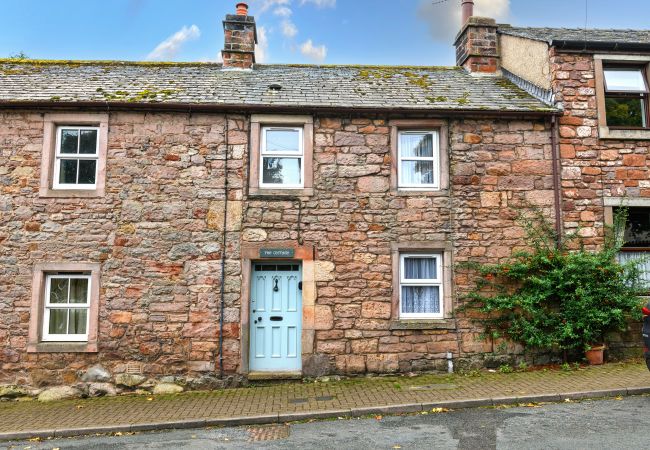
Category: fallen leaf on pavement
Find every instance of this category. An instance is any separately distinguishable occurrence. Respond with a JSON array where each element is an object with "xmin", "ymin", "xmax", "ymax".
[
  {"xmin": 375, "ymin": 415, "xmax": 383, "ymax": 420},
  {"xmin": 431, "ymin": 408, "xmax": 450, "ymax": 413},
  {"xmin": 393, "ymin": 445, "xmax": 402, "ymax": 449},
  {"xmin": 147, "ymin": 397, "xmax": 154, "ymax": 401},
  {"xmin": 523, "ymin": 403, "xmax": 541, "ymax": 408}
]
